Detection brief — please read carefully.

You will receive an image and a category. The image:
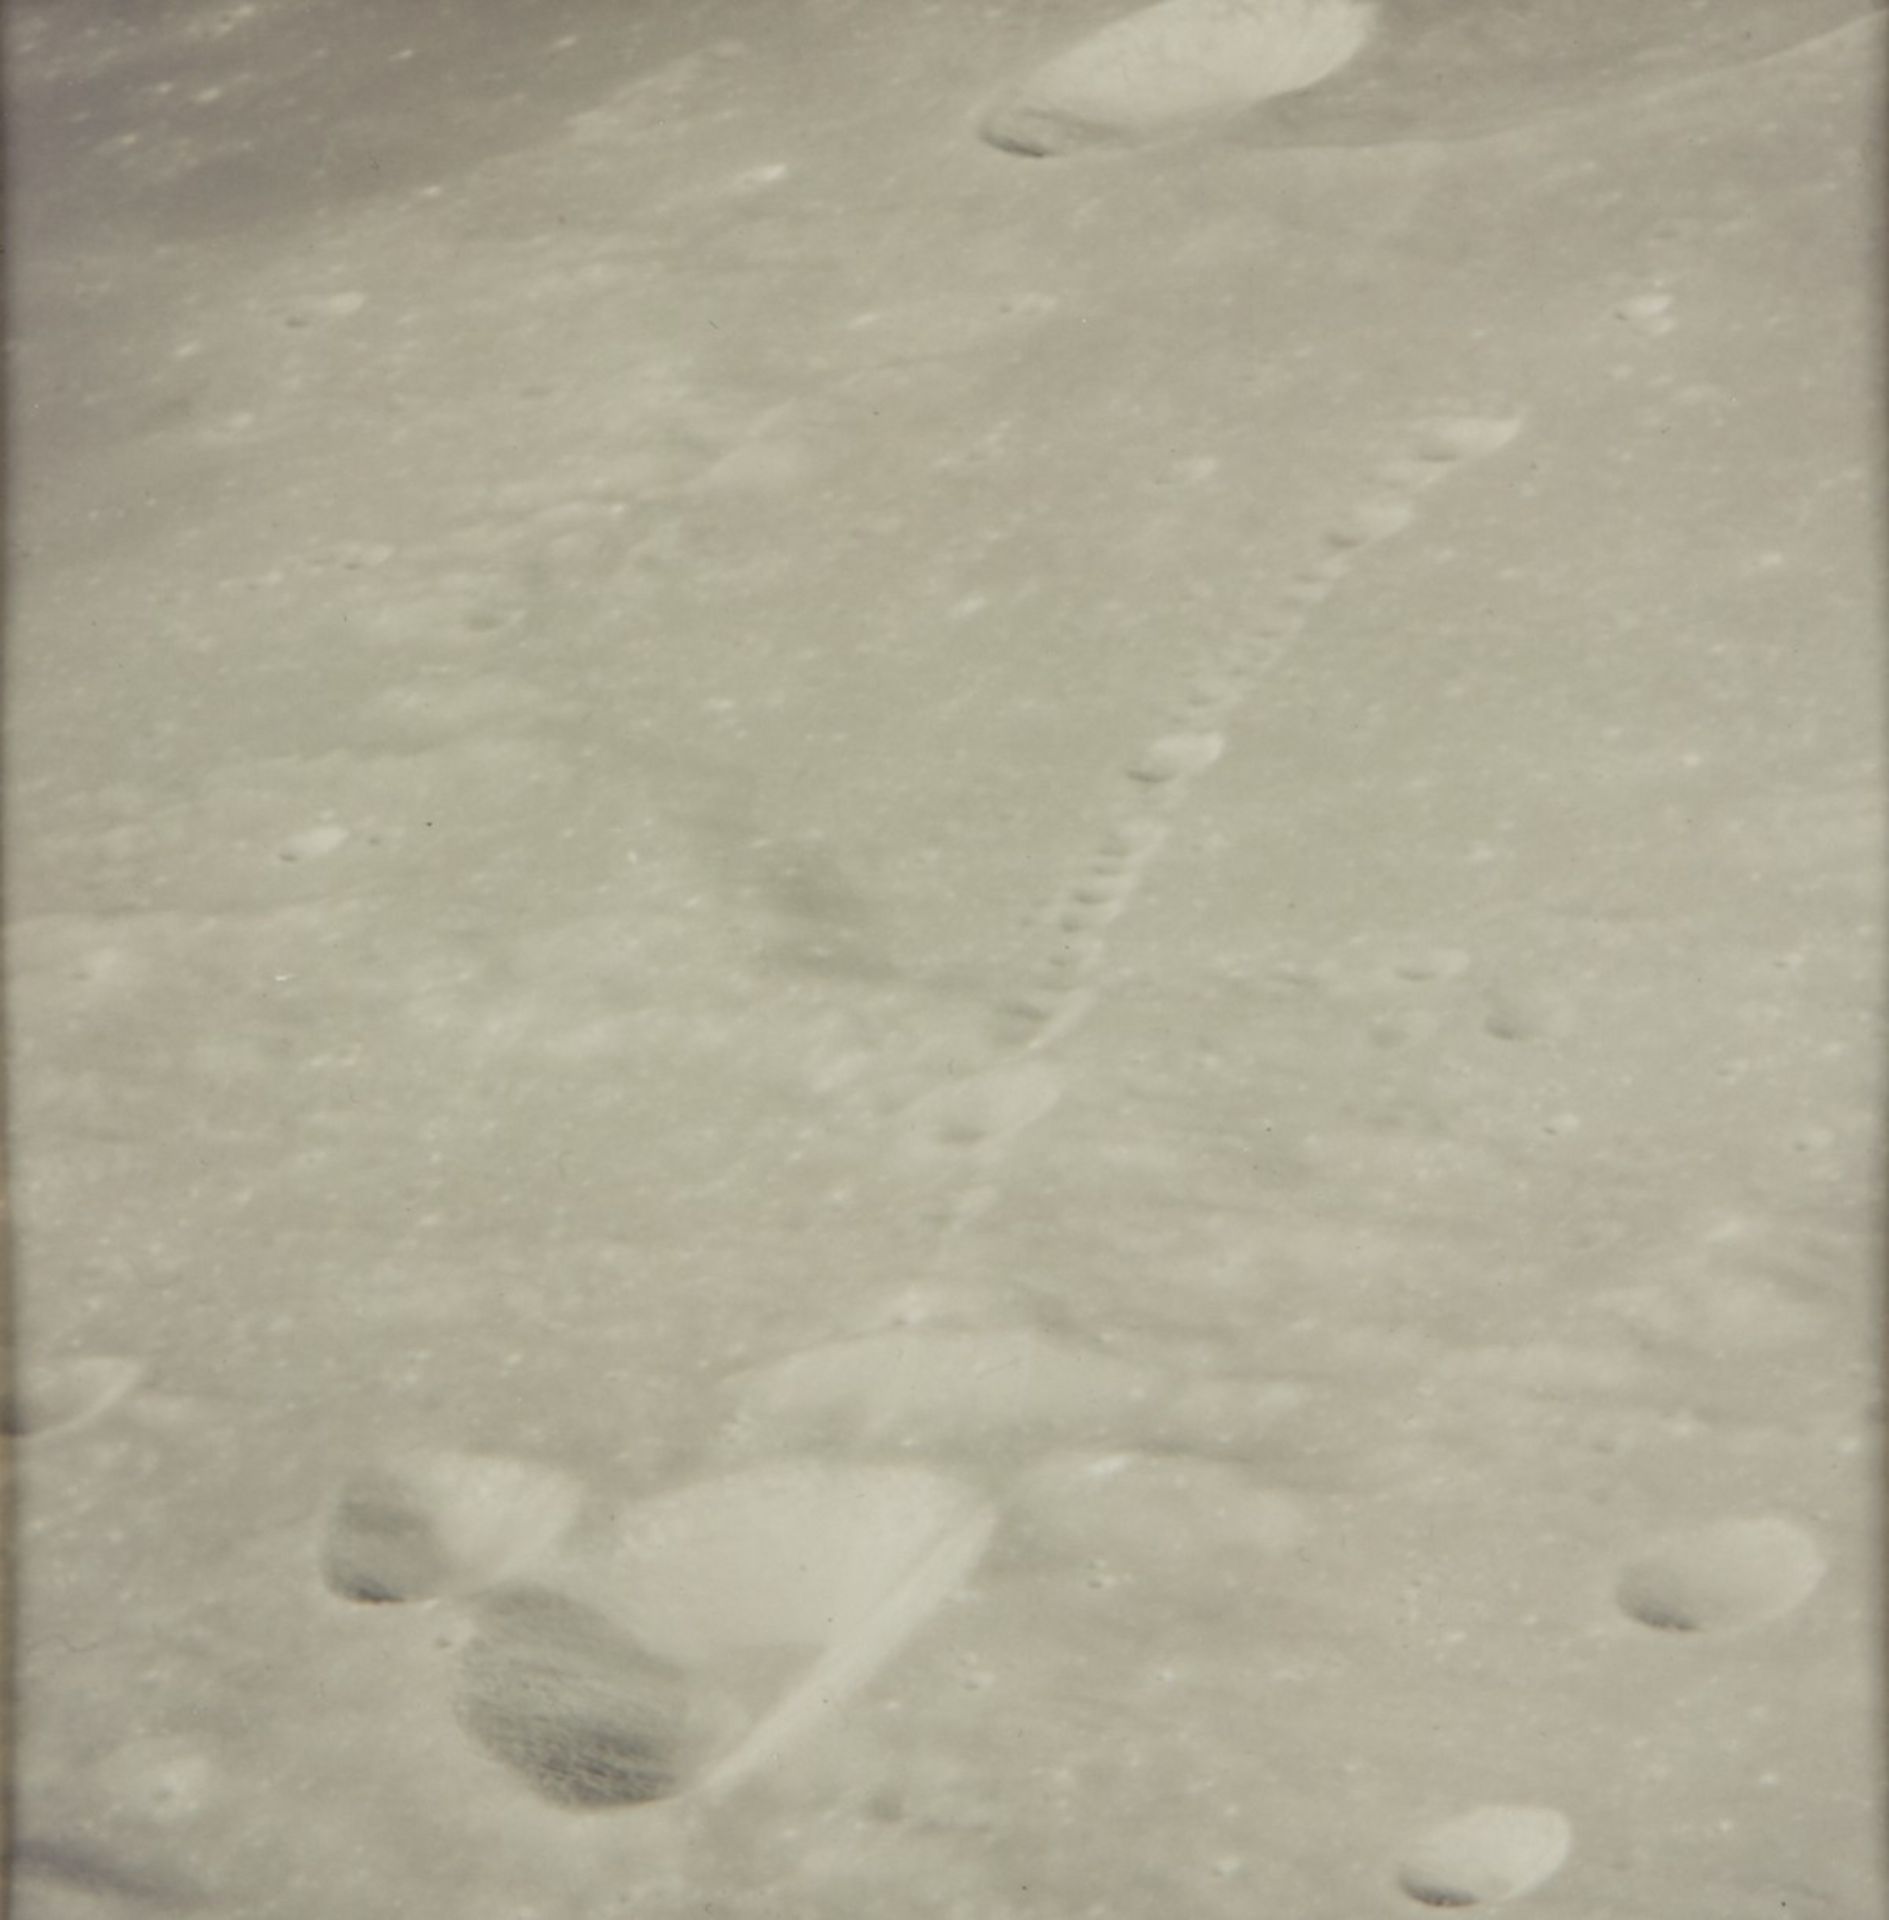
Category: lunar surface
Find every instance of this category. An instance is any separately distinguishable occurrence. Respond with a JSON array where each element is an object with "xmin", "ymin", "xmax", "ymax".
[
  {"xmin": 5, "ymin": 3, "xmax": 1882, "ymax": 1917},
  {"xmin": 980, "ymin": 0, "xmax": 1886, "ymax": 153}
]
